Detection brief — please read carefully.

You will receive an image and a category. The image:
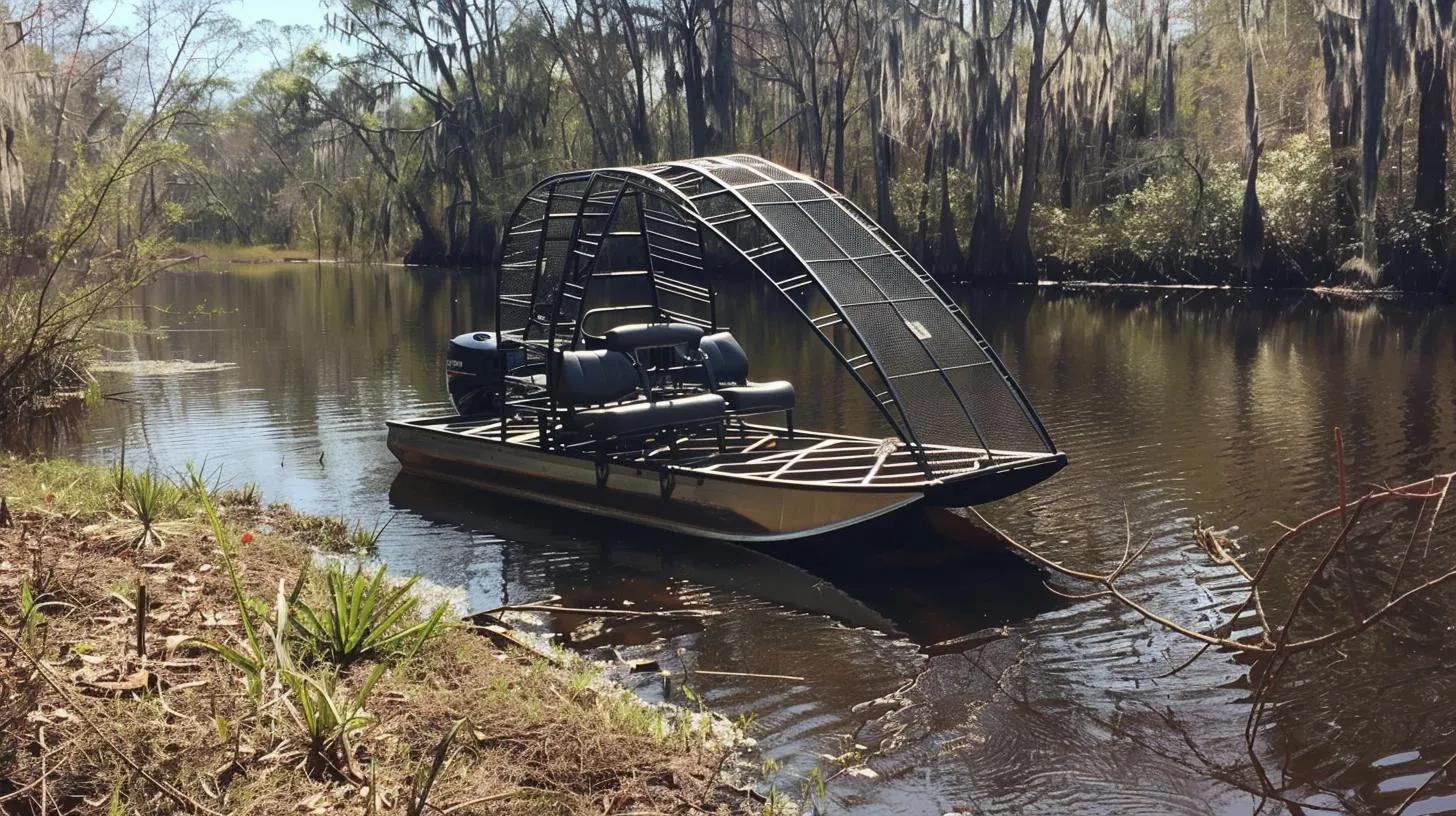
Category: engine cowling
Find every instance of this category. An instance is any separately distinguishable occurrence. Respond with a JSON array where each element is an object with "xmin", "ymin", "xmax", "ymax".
[{"xmin": 446, "ymin": 332, "xmax": 521, "ymax": 416}]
